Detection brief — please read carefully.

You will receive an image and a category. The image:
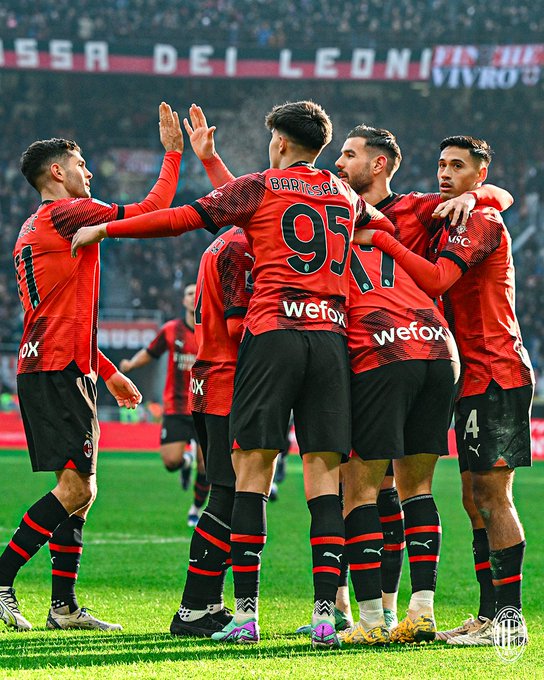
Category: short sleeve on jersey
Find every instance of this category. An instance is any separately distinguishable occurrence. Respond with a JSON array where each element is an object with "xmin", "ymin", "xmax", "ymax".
[
  {"xmin": 192, "ymin": 173, "xmax": 266, "ymax": 231},
  {"xmin": 50, "ymin": 198, "xmax": 120, "ymax": 239},
  {"xmin": 147, "ymin": 326, "xmax": 168, "ymax": 358},
  {"xmin": 439, "ymin": 210, "xmax": 502, "ymax": 272}
]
